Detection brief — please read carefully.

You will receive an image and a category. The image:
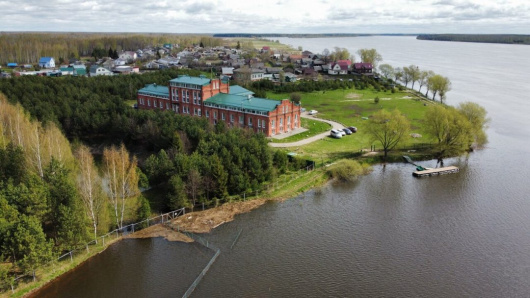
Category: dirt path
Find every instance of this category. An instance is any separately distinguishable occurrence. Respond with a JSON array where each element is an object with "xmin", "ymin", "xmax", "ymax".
[{"xmin": 269, "ymin": 113, "xmax": 345, "ymax": 148}]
